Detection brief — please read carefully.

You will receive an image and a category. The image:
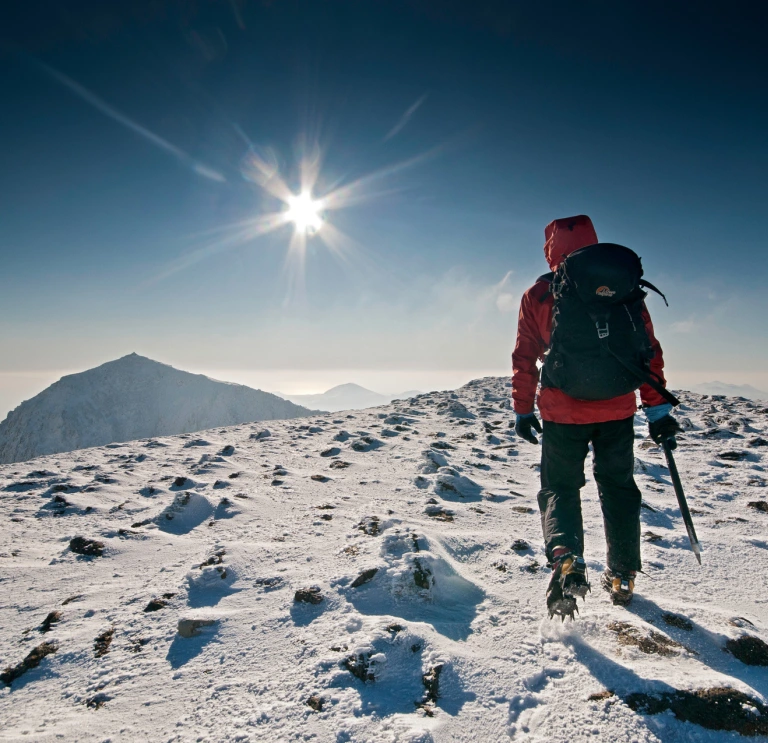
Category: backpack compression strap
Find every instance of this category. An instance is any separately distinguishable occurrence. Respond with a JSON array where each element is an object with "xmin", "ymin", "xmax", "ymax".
[
  {"xmin": 604, "ymin": 346, "xmax": 681, "ymax": 406},
  {"xmin": 590, "ymin": 315, "xmax": 680, "ymax": 406},
  {"xmin": 639, "ymin": 279, "xmax": 669, "ymax": 307}
]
